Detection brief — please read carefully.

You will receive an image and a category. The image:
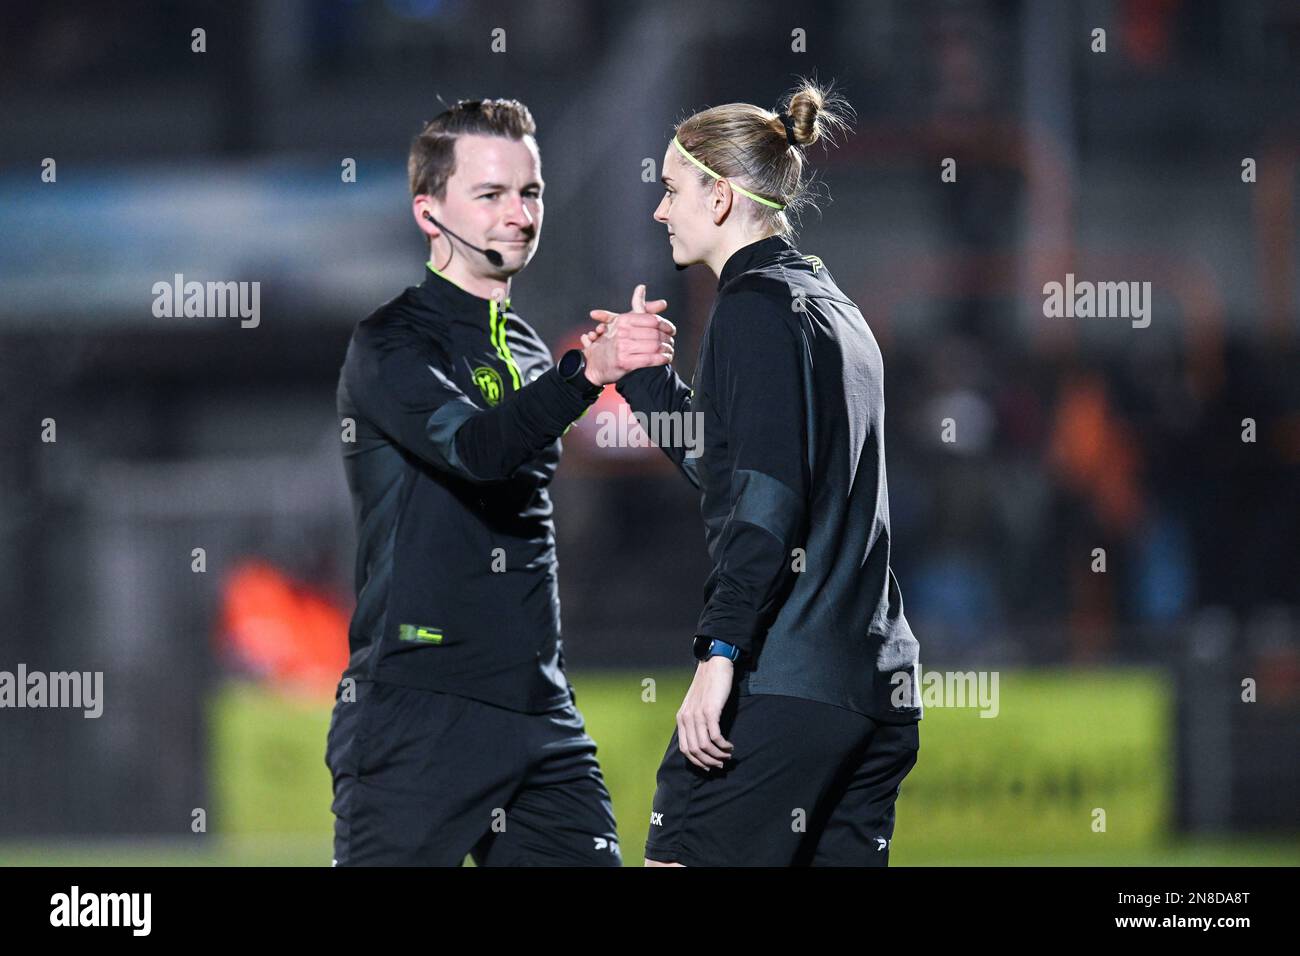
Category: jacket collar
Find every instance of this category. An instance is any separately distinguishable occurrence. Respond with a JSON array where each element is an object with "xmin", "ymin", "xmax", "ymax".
[
  {"xmin": 417, "ymin": 262, "xmax": 512, "ymax": 314},
  {"xmin": 717, "ymin": 234, "xmax": 795, "ymax": 289}
]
